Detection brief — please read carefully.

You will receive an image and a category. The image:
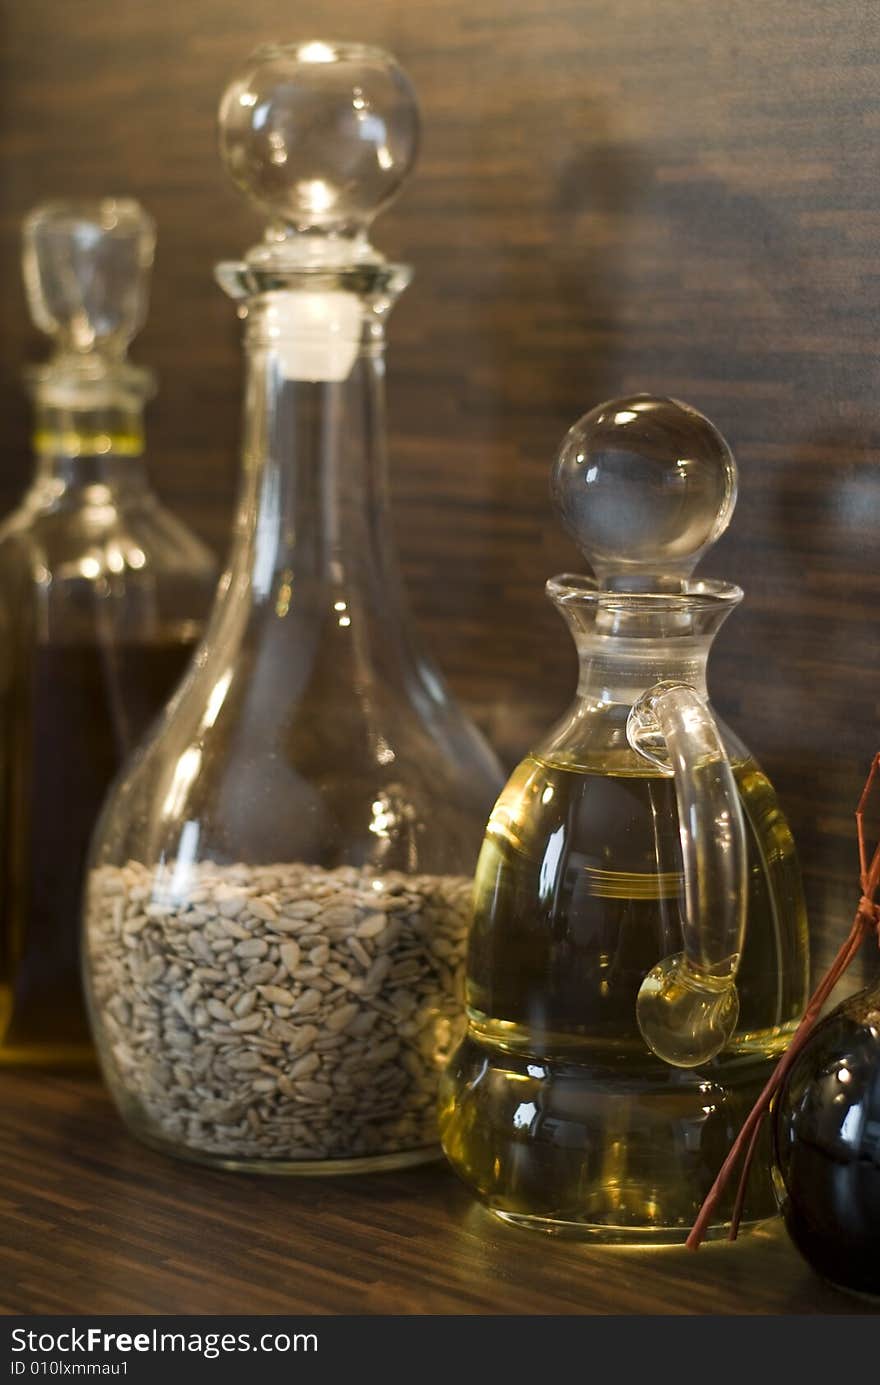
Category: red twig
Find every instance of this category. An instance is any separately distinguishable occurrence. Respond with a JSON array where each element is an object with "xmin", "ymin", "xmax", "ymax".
[
  {"xmin": 686, "ymin": 752, "xmax": 880, "ymax": 1251},
  {"xmin": 728, "ymin": 1112, "xmax": 765, "ymax": 1242}
]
